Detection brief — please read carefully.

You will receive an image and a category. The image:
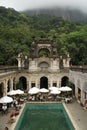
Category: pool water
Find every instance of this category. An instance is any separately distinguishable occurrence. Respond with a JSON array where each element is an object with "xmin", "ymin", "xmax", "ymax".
[{"xmin": 15, "ymin": 103, "xmax": 75, "ymax": 130}]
